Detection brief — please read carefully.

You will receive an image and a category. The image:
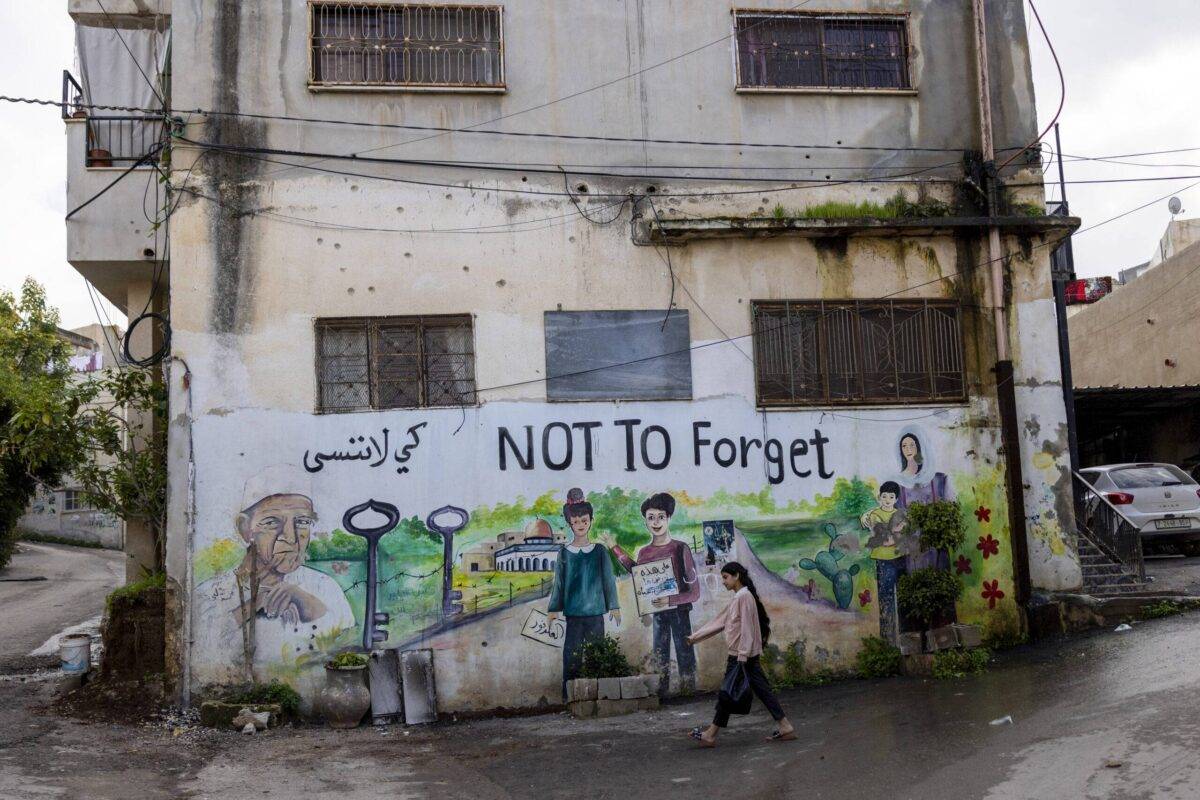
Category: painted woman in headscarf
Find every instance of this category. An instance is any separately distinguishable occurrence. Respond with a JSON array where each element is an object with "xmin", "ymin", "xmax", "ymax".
[{"xmin": 893, "ymin": 431, "xmax": 952, "ymax": 572}]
